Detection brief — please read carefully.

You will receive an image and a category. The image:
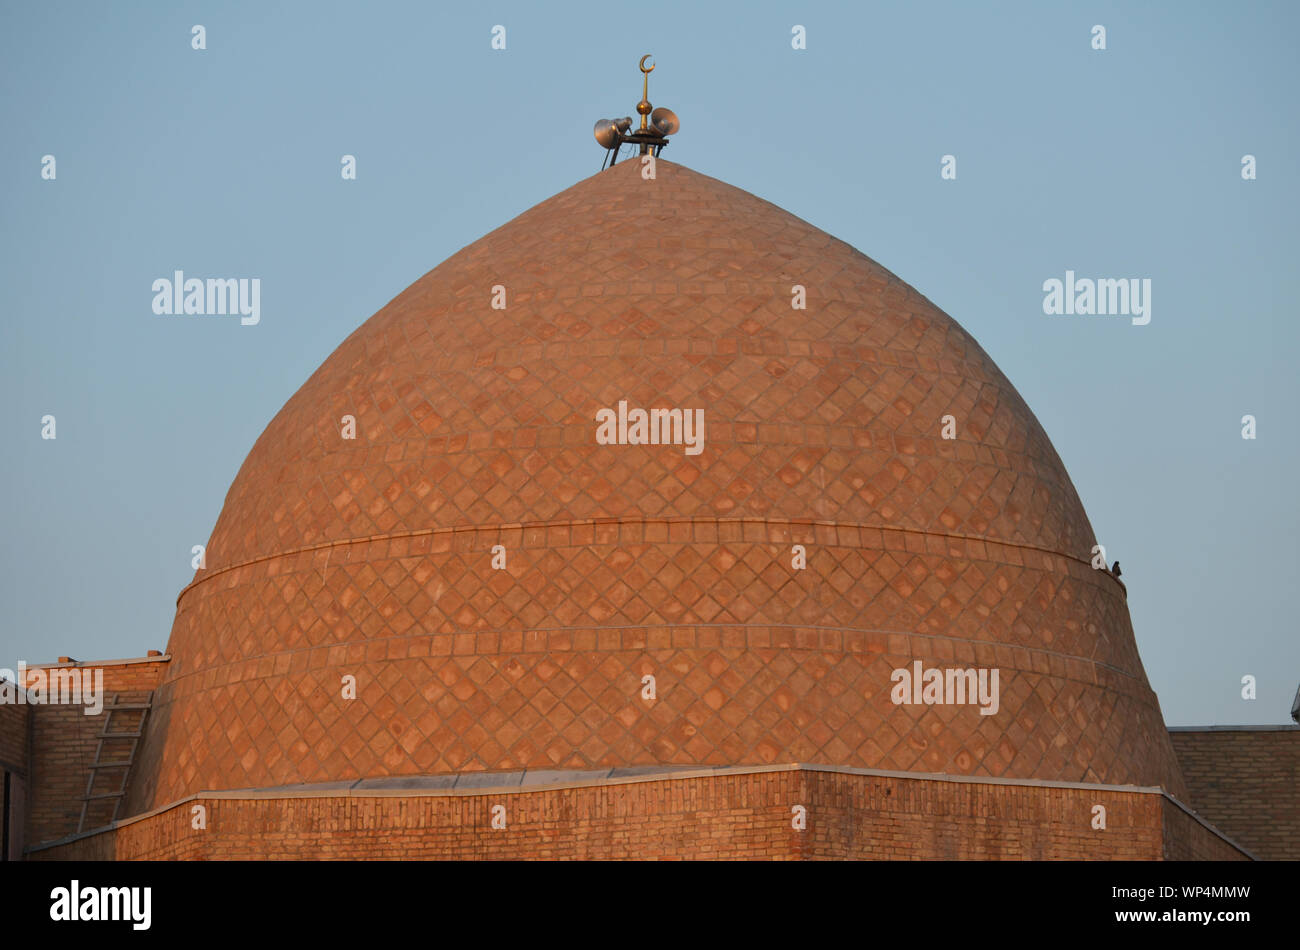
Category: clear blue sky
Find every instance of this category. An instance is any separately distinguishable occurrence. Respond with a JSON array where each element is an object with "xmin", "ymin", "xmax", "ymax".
[{"xmin": 2, "ymin": 0, "xmax": 1296, "ymax": 726}]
